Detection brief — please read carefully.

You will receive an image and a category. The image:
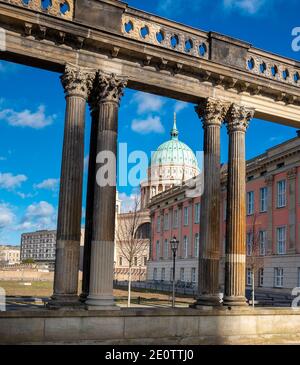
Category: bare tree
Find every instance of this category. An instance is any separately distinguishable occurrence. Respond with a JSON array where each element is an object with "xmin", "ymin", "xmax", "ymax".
[
  {"xmin": 115, "ymin": 195, "xmax": 149, "ymax": 307},
  {"xmin": 247, "ymin": 214, "xmax": 264, "ymax": 307}
]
